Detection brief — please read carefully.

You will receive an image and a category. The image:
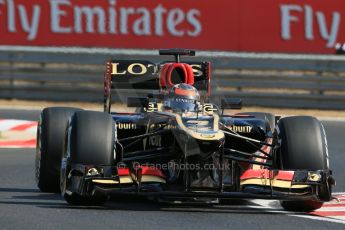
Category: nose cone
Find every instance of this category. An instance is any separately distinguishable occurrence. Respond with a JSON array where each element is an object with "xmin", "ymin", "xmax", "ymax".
[{"xmin": 175, "ymin": 112, "xmax": 225, "ymax": 141}]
